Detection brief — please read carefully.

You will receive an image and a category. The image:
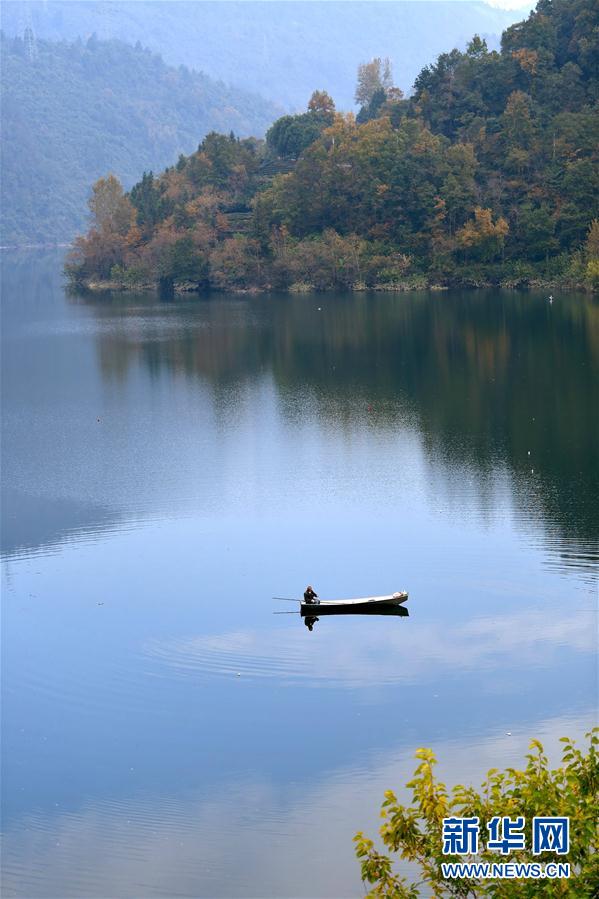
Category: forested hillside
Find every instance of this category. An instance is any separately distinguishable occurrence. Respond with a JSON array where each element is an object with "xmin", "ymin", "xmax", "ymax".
[
  {"xmin": 0, "ymin": 34, "xmax": 280, "ymax": 244},
  {"xmin": 69, "ymin": 0, "xmax": 599, "ymax": 292},
  {"xmin": 2, "ymin": 1, "xmax": 527, "ymax": 109}
]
